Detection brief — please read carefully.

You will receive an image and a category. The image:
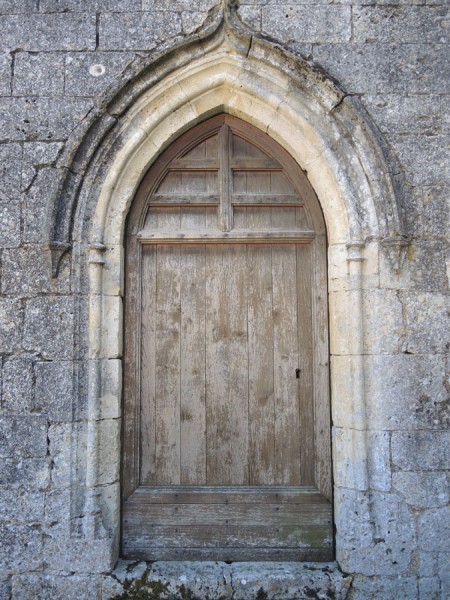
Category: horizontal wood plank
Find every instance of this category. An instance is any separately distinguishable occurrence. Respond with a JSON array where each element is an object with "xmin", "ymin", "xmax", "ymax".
[
  {"xmin": 149, "ymin": 195, "xmax": 219, "ymax": 205},
  {"xmin": 137, "ymin": 230, "xmax": 315, "ymax": 244},
  {"xmin": 231, "ymin": 159, "xmax": 282, "ymax": 170},
  {"xmin": 231, "ymin": 194, "xmax": 303, "ymax": 206},
  {"xmin": 169, "ymin": 159, "xmax": 219, "ymax": 170}
]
